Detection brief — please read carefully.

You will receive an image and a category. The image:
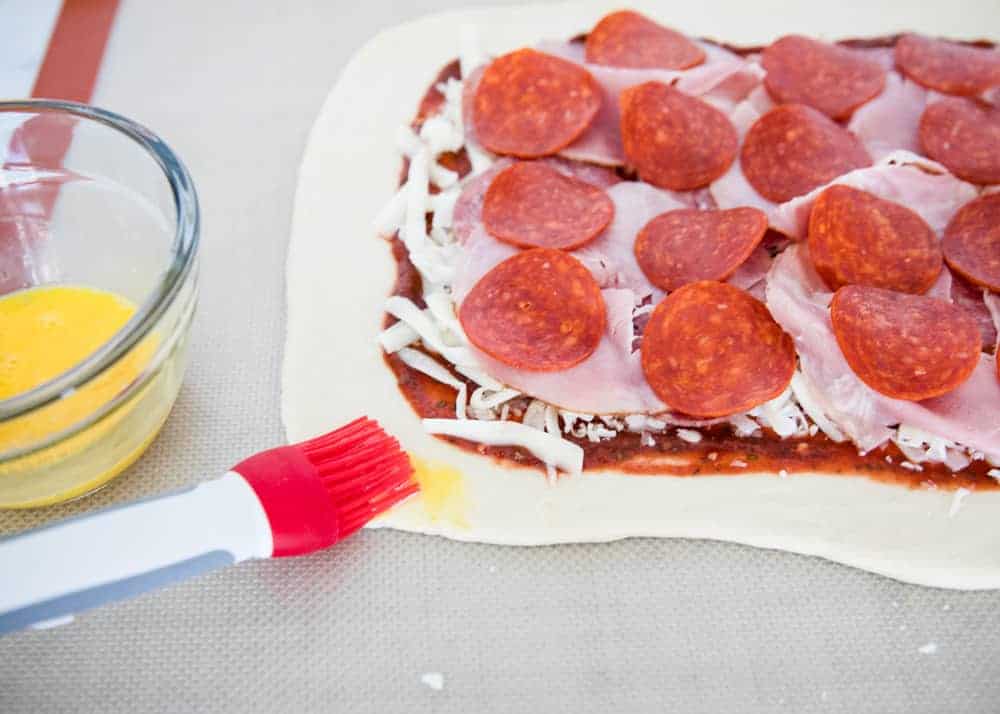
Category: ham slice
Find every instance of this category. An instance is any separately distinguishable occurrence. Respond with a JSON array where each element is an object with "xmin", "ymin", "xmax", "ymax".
[
  {"xmin": 766, "ymin": 245, "xmax": 1000, "ymax": 461},
  {"xmin": 847, "ymin": 71, "xmax": 928, "ymax": 160},
  {"xmin": 532, "ymin": 40, "xmax": 763, "ymax": 166},
  {"xmin": 470, "ymin": 288, "xmax": 667, "ymax": 414}
]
